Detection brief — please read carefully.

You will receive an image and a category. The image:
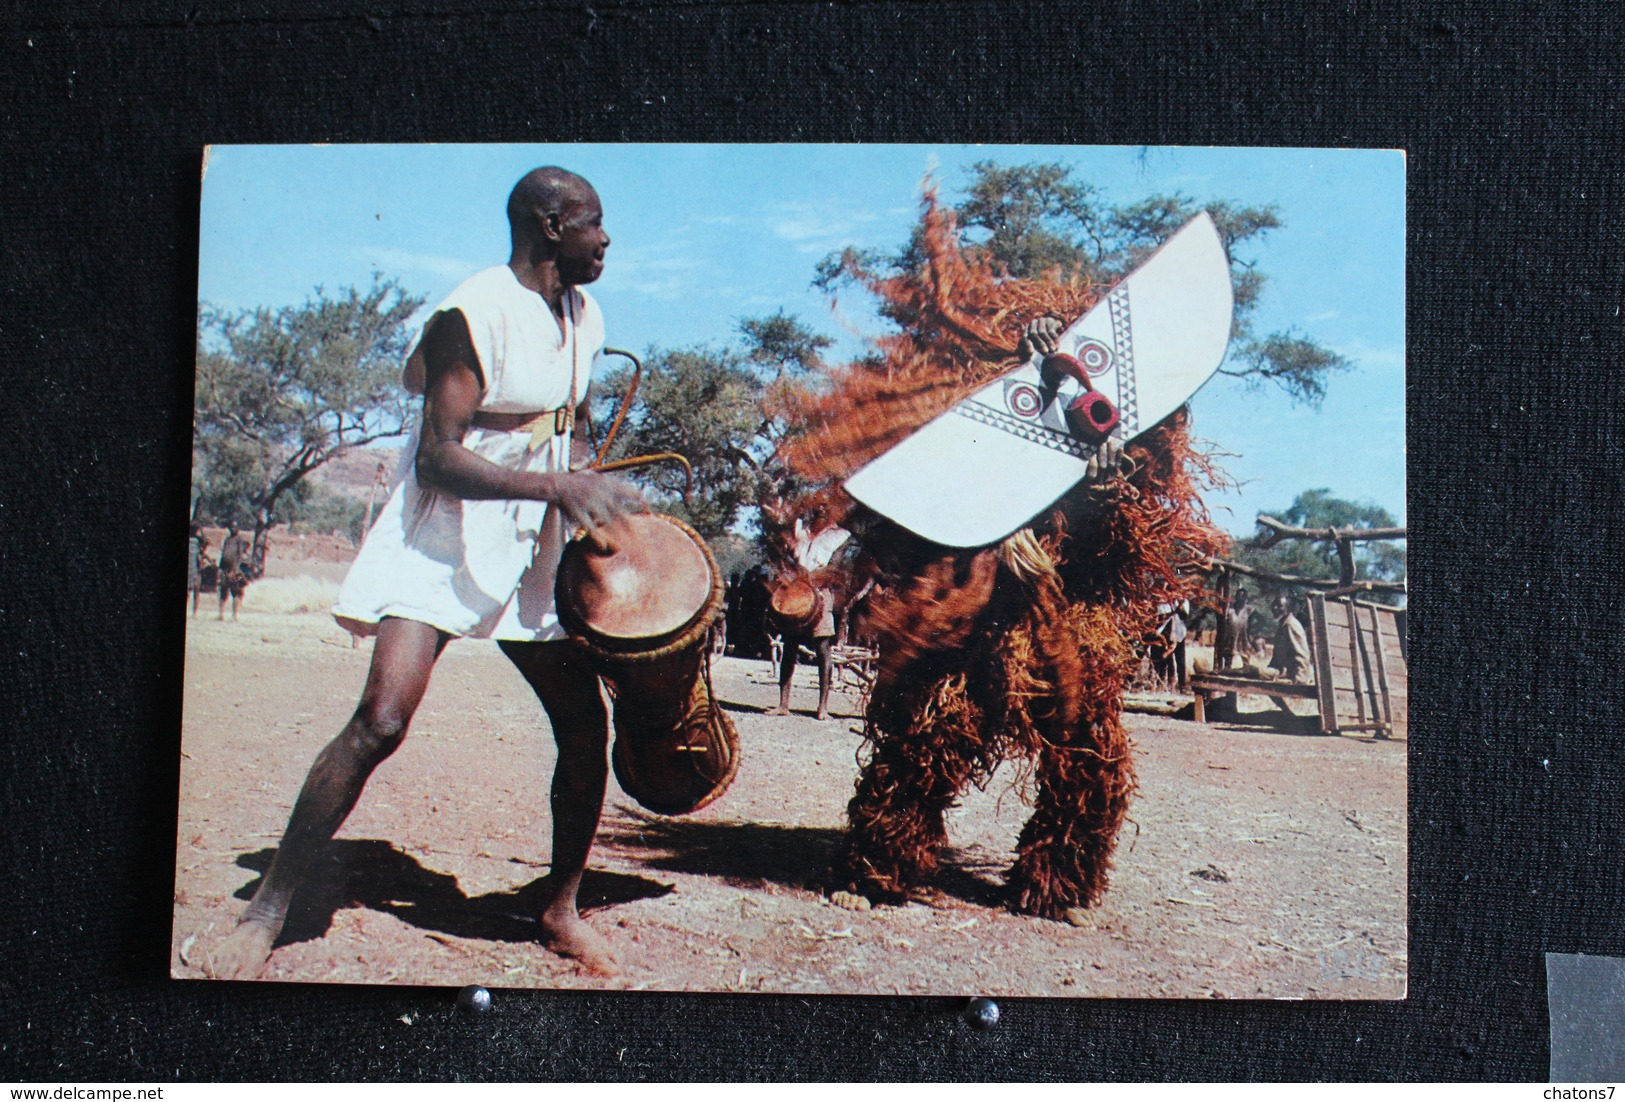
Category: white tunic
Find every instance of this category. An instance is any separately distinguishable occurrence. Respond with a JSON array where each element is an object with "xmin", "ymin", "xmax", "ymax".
[{"xmin": 333, "ymin": 266, "xmax": 604, "ymax": 641}]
